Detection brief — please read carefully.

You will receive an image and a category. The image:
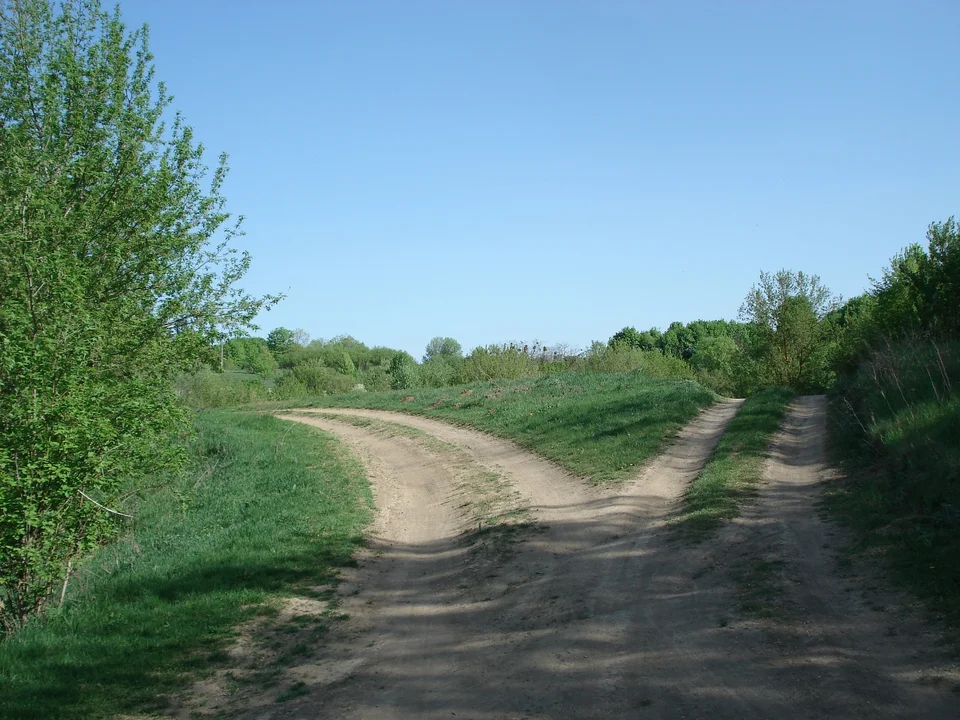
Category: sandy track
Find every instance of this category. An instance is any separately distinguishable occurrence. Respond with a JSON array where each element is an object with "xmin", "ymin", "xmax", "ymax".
[
  {"xmin": 703, "ymin": 396, "xmax": 959, "ymax": 719},
  {"xmin": 251, "ymin": 399, "xmax": 958, "ymax": 719}
]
